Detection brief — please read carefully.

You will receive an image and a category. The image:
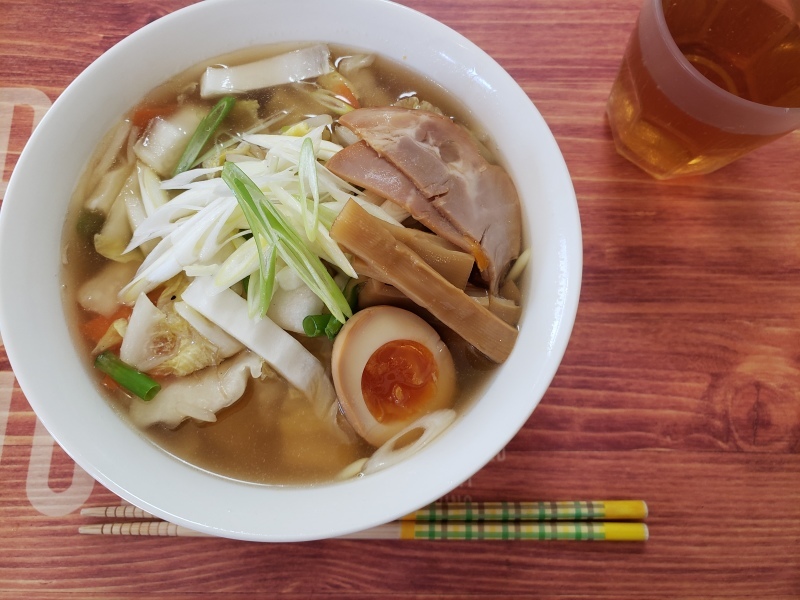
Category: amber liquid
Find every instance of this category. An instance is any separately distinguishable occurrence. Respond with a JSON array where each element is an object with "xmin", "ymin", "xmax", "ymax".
[{"xmin": 608, "ymin": 0, "xmax": 800, "ymax": 179}]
